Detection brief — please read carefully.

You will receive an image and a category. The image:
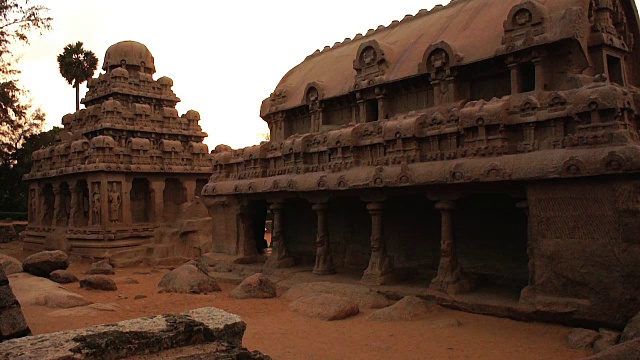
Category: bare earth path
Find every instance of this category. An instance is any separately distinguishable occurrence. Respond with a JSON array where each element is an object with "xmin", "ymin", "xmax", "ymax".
[{"xmin": 3, "ymin": 245, "xmax": 589, "ymax": 360}]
